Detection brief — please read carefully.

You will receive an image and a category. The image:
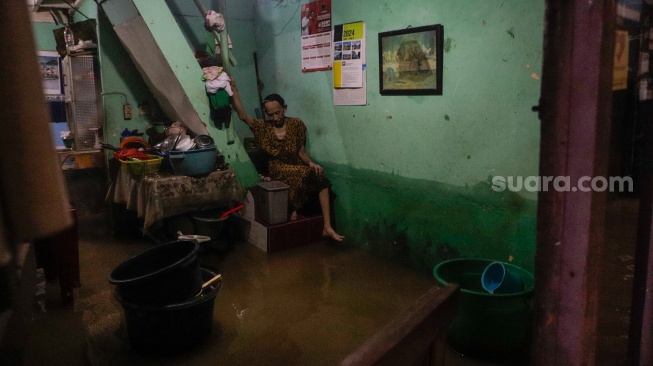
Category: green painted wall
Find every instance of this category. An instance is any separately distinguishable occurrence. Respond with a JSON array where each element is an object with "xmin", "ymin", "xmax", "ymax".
[
  {"xmin": 32, "ymin": 0, "xmax": 98, "ymax": 50},
  {"xmin": 250, "ymin": 0, "xmax": 544, "ymax": 272},
  {"xmin": 97, "ymin": 9, "xmax": 157, "ymax": 146},
  {"xmin": 32, "ymin": 22, "xmax": 58, "ymax": 51}
]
